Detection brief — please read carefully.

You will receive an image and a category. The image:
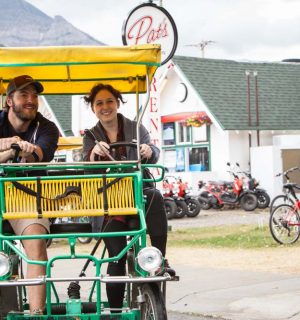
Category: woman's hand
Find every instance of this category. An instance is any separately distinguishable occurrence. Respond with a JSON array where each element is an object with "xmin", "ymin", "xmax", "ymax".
[
  {"xmin": 91, "ymin": 141, "xmax": 110, "ymax": 160},
  {"xmin": 140, "ymin": 144, "xmax": 153, "ymax": 159}
]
